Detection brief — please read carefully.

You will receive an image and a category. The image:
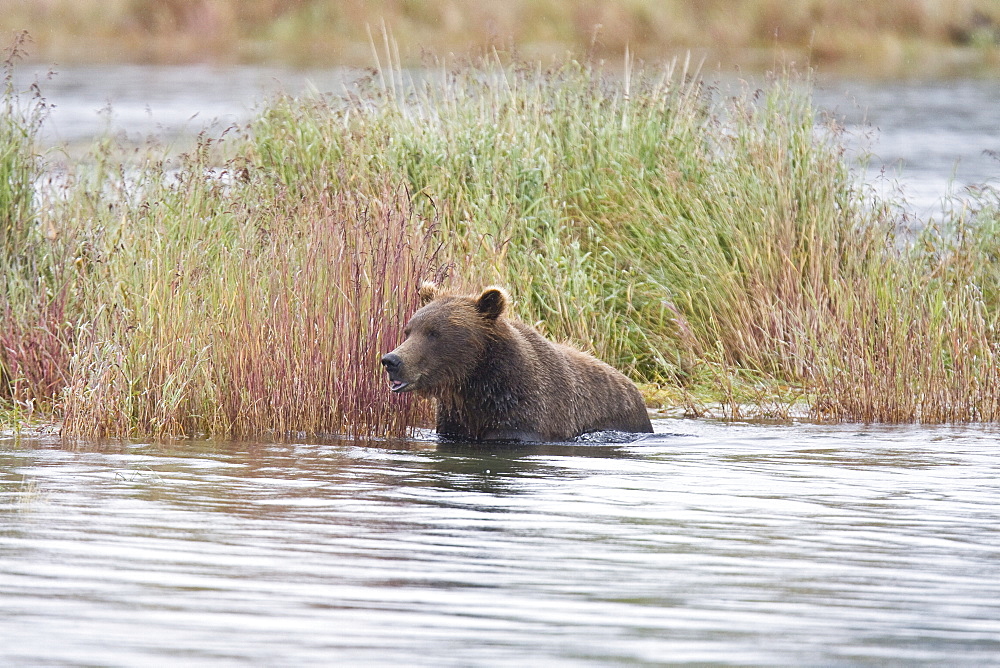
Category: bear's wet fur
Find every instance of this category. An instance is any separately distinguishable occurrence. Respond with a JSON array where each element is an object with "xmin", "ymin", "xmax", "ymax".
[{"xmin": 381, "ymin": 282, "xmax": 653, "ymax": 442}]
